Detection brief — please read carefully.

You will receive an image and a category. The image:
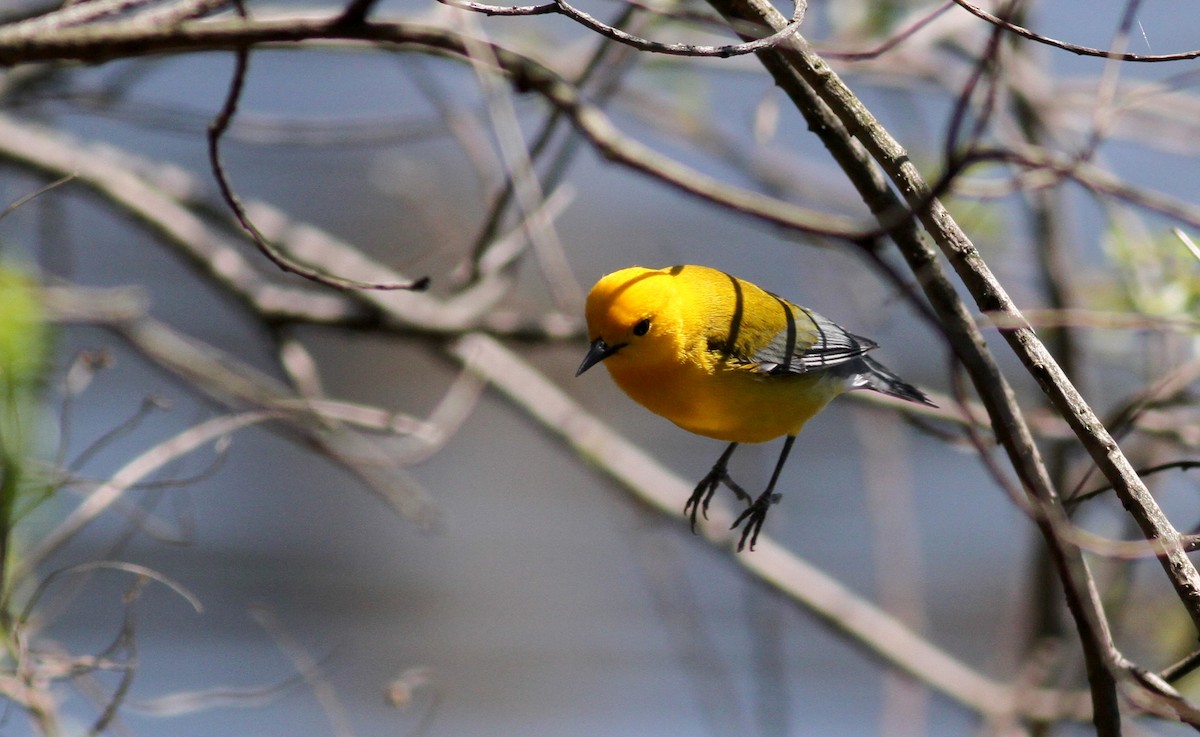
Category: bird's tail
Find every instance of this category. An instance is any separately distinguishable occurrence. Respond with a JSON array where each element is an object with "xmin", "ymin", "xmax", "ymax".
[{"xmin": 855, "ymin": 355, "xmax": 936, "ymax": 407}]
